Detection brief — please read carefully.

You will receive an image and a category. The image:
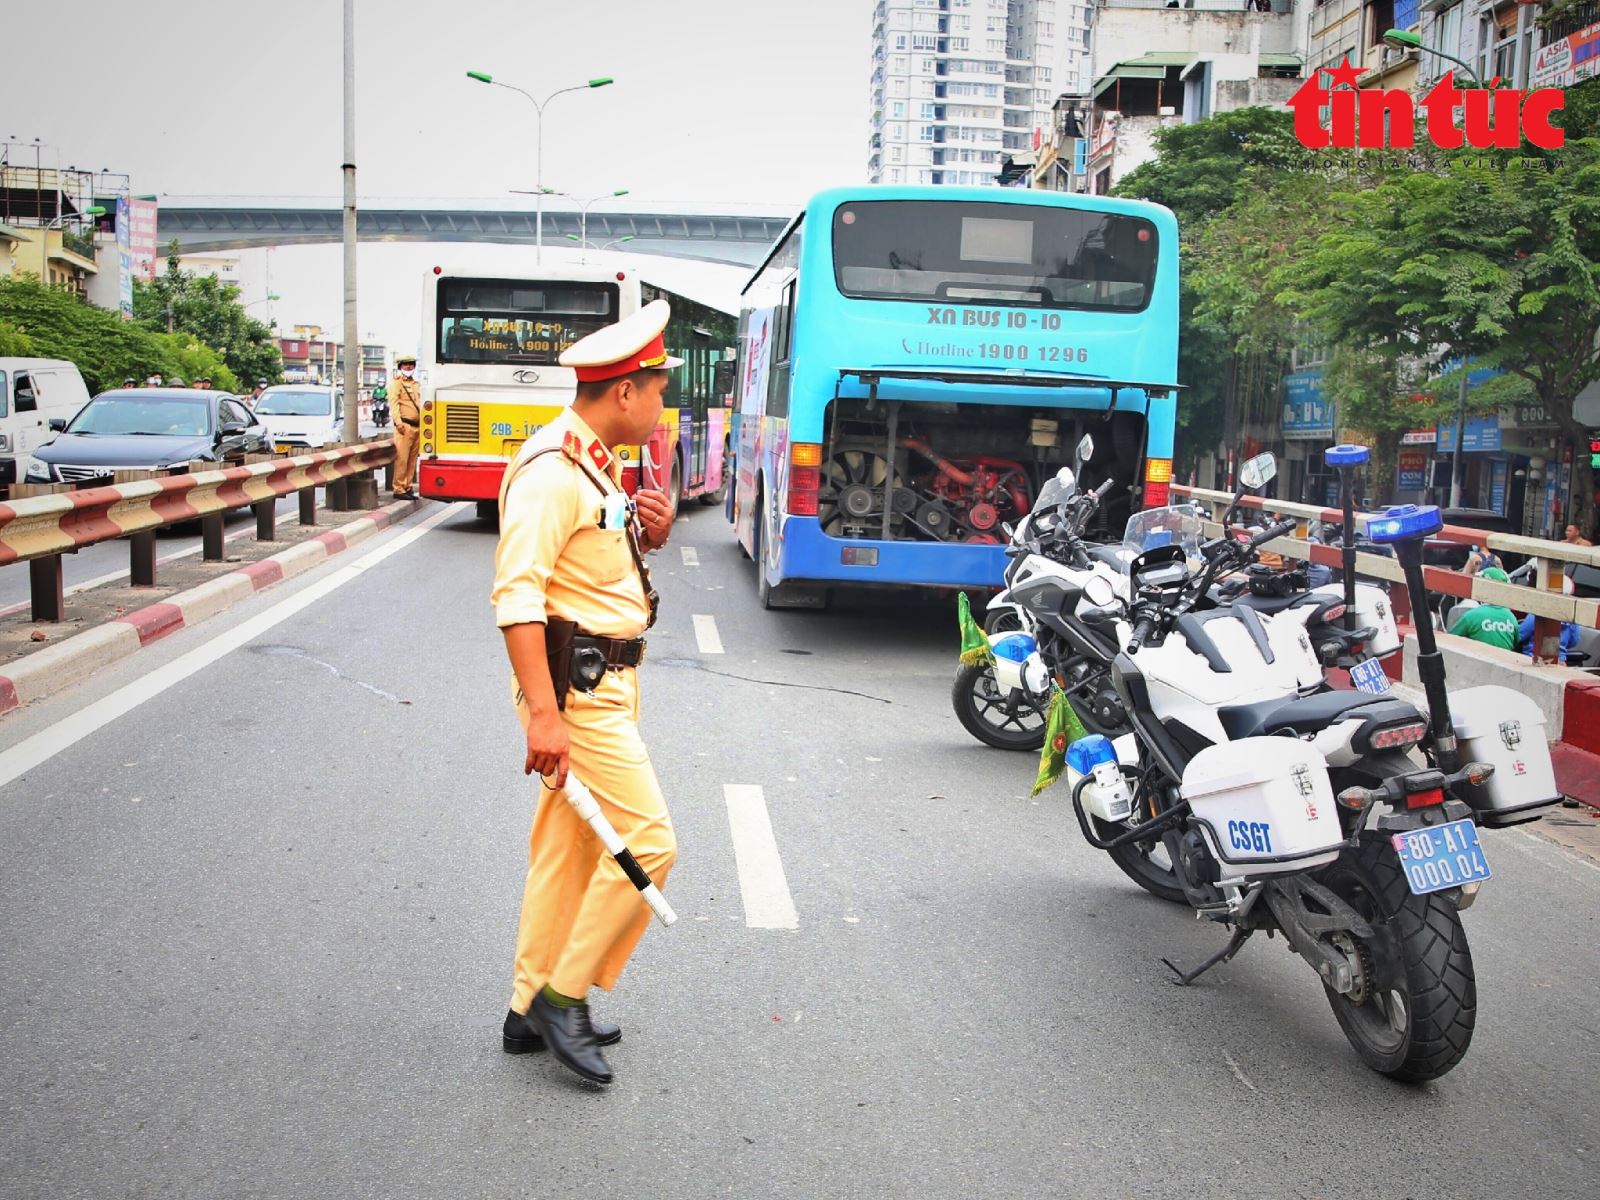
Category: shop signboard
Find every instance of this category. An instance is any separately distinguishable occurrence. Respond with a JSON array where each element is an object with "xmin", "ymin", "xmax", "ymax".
[
  {"xmin": 1397, "ymin": 448, "xmax": 1428, "ymax": 491},
  {"xmin": 1436, "ymin": 415, "xmax": 1502, "ymax": 454},
  {"xmin": 1531, "ymin": 19, "xmax": 1600, "ymax": 89},
  {"xmin": 1489, "ymin": 459, "xmax": 1507, "ymax": 514},
  {"xmin": 1282, "ymin": 371, "xmax": 1334, "ymax": 440}
]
